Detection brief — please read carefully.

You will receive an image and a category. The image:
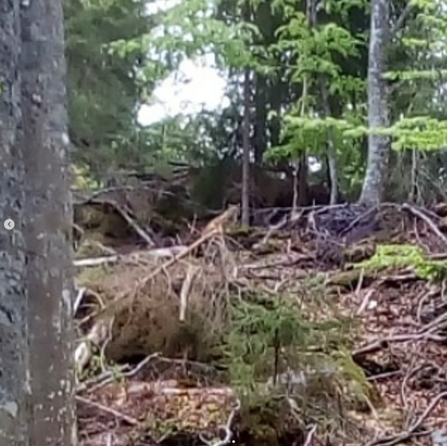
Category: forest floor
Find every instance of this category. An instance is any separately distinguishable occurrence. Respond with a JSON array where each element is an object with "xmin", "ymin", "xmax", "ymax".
[{"xmin": 72, "ymin": 201, "xmax": 447, "ymax": 446}]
